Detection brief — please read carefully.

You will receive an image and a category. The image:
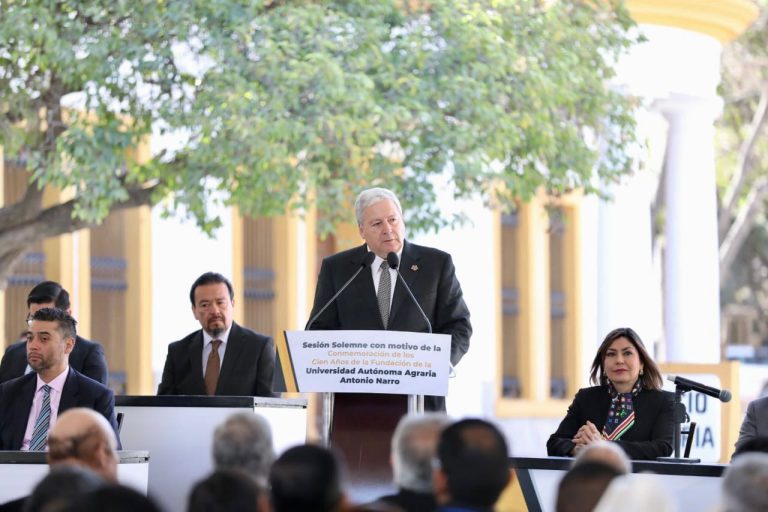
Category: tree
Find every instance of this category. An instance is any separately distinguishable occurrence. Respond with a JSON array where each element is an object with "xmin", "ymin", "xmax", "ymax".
[
  {"xmin": 718, "ymin": 0, "xmax": 768, "ymax": 343},
  {"xmin": 0, "ymin": 0, "xmax": 638, "ymax": 286}
]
